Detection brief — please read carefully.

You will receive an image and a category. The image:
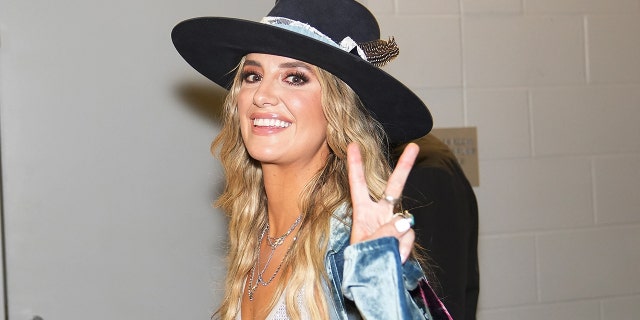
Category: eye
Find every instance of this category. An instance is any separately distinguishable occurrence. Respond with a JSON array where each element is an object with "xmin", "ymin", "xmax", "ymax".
[
  {"xmin": 241, "ymin": 71, "xmax": 262, "ymax": 84},
  {"xmin": 284, "ymin": 72, "xmax": 309, "ymax": 86}
]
